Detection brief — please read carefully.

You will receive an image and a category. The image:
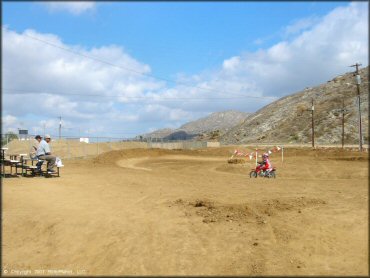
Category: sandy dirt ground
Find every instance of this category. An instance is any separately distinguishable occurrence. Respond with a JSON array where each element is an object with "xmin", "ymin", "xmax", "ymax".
[{"xmin": 2, "ymin": 147, "xmax": 368, "ymax": 276}]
